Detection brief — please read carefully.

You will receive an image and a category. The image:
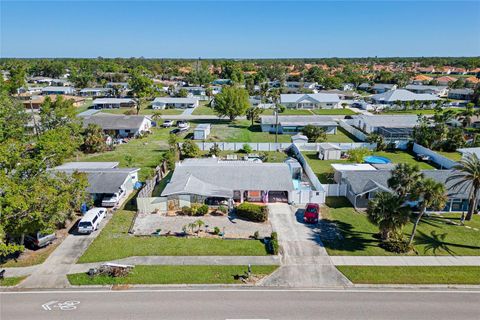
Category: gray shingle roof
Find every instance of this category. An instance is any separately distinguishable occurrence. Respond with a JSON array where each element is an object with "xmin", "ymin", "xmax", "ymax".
[
  {"xmin": 280, "ymin": 93, "xmax": 340, "ymax": 104},
  {"xmin": 372, "ymin": 89, "xmax": 440, "ymax": 102},
  {"xmin": 352, "ymin": 114, "xmax": 419, "ymax": 128},
  {"xmin": 162, "ymin": 158, "xmax": 294, "ymax": 197},
  {"xmin": 81, "ymin": 113, "xmax": 151, "ymax": 130}
]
